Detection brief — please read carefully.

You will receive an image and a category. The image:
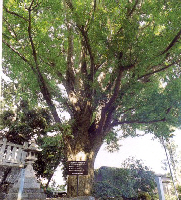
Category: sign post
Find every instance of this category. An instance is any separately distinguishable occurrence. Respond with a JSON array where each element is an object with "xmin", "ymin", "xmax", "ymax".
[
  {"xmin": 76, "ymin": 174, "xmax": 79, "ymax": 197},
  {"xmin": 67, "ymin": 161, "xmax": 88, "ymax": 197}
]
